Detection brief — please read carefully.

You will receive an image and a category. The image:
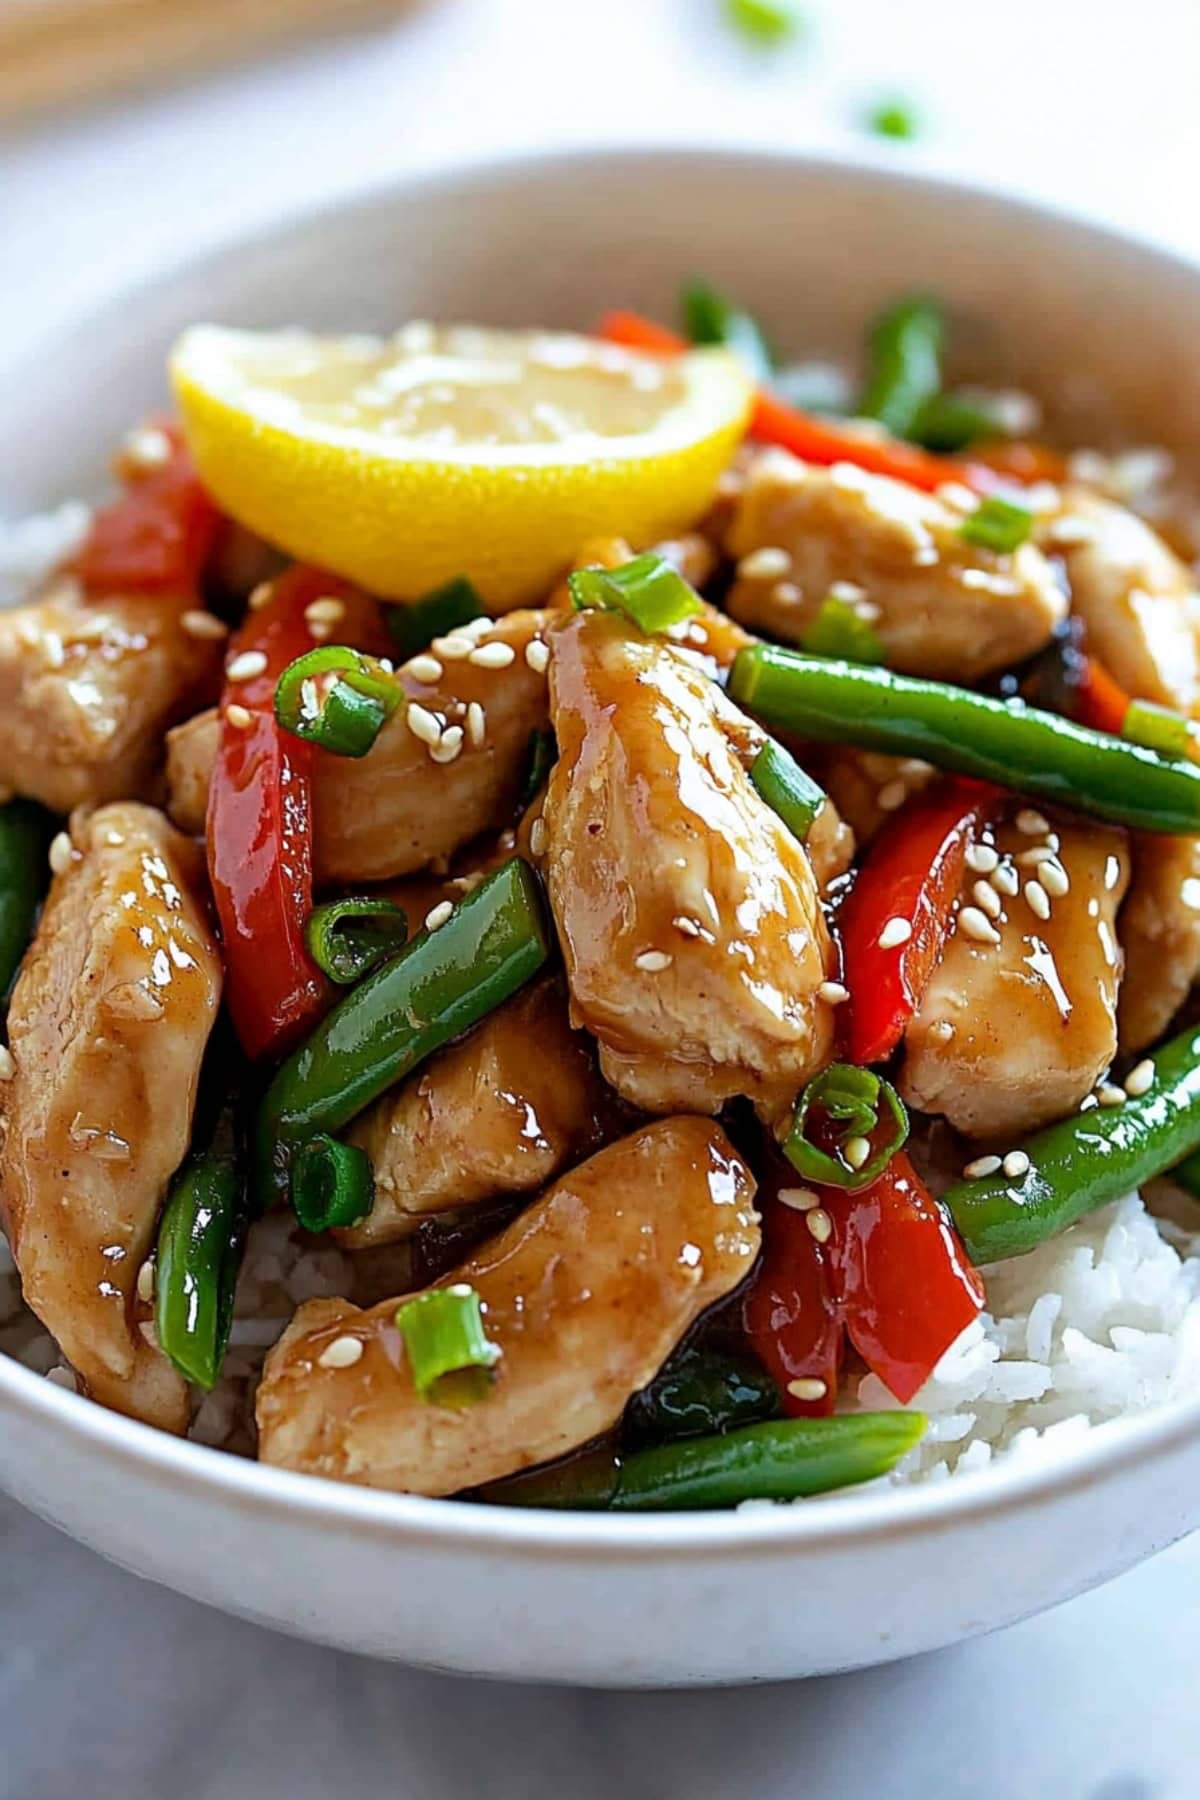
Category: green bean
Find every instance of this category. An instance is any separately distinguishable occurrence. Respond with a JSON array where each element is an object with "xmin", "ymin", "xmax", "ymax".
[
  {"xmin": 624, "ymin": 1345, "xmax": 782, "ymax": 1446},
  {"xmin": 0, "ymin": 799, "xmax": 55, "ymax": 1000},
  {"xmin": 155, "ymin": 1109, "xmax": 247, "ymax": 1390}
]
